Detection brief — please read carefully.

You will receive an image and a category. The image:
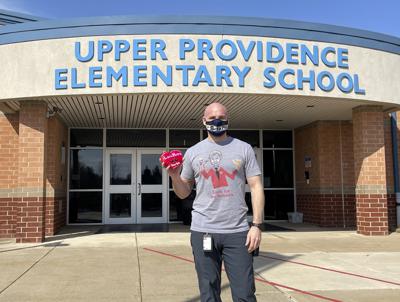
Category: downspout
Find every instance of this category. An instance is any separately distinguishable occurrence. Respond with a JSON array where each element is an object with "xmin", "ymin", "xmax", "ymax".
[{"xmin": 390, "ymin": 112, "xmax": 400, "ymax": 229}]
